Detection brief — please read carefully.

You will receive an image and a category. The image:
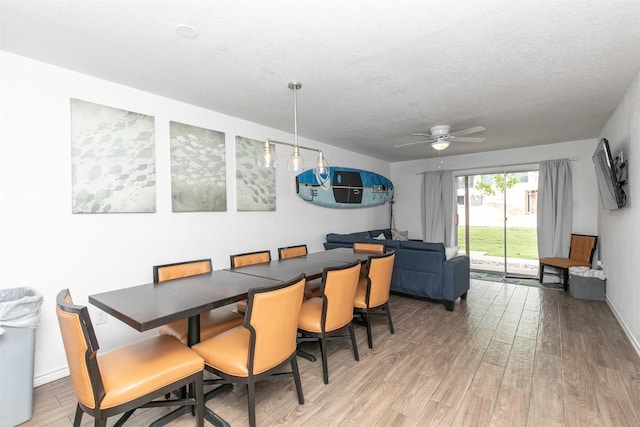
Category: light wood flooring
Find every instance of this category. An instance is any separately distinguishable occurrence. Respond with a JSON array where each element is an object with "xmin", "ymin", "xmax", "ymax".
[{"xmin": 20, "ymin": 279, "xmax": 640, "ymax": 426}]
